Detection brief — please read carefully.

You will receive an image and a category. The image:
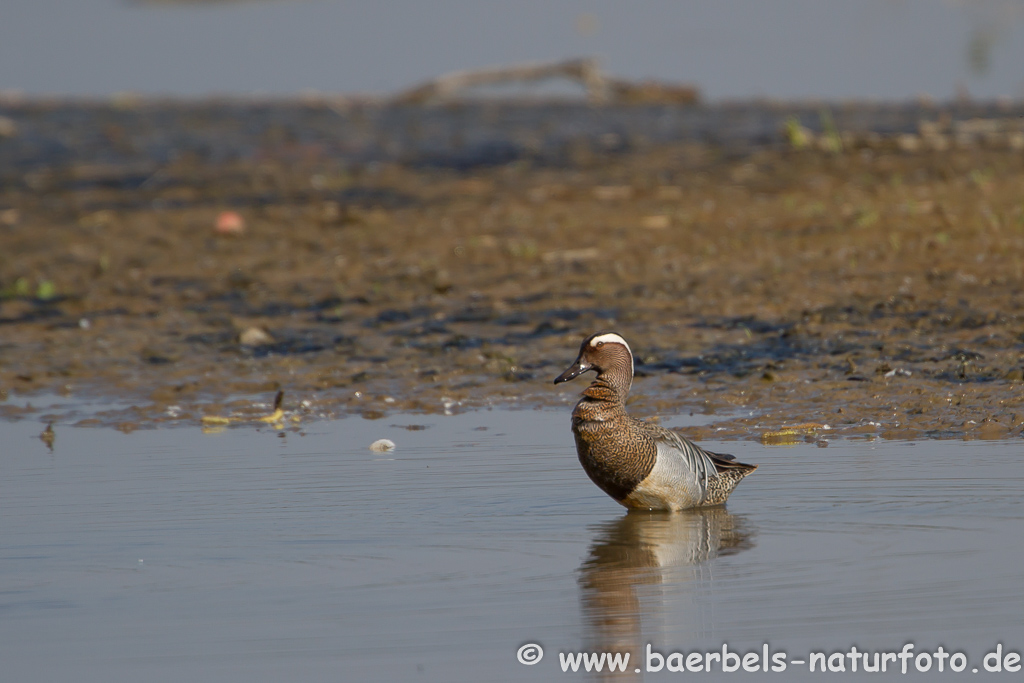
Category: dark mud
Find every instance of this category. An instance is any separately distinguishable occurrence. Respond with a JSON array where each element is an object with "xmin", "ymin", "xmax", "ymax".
[{"xmin": 2, "ymin": 100, "xmax": 1024, "ymax": 440}]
